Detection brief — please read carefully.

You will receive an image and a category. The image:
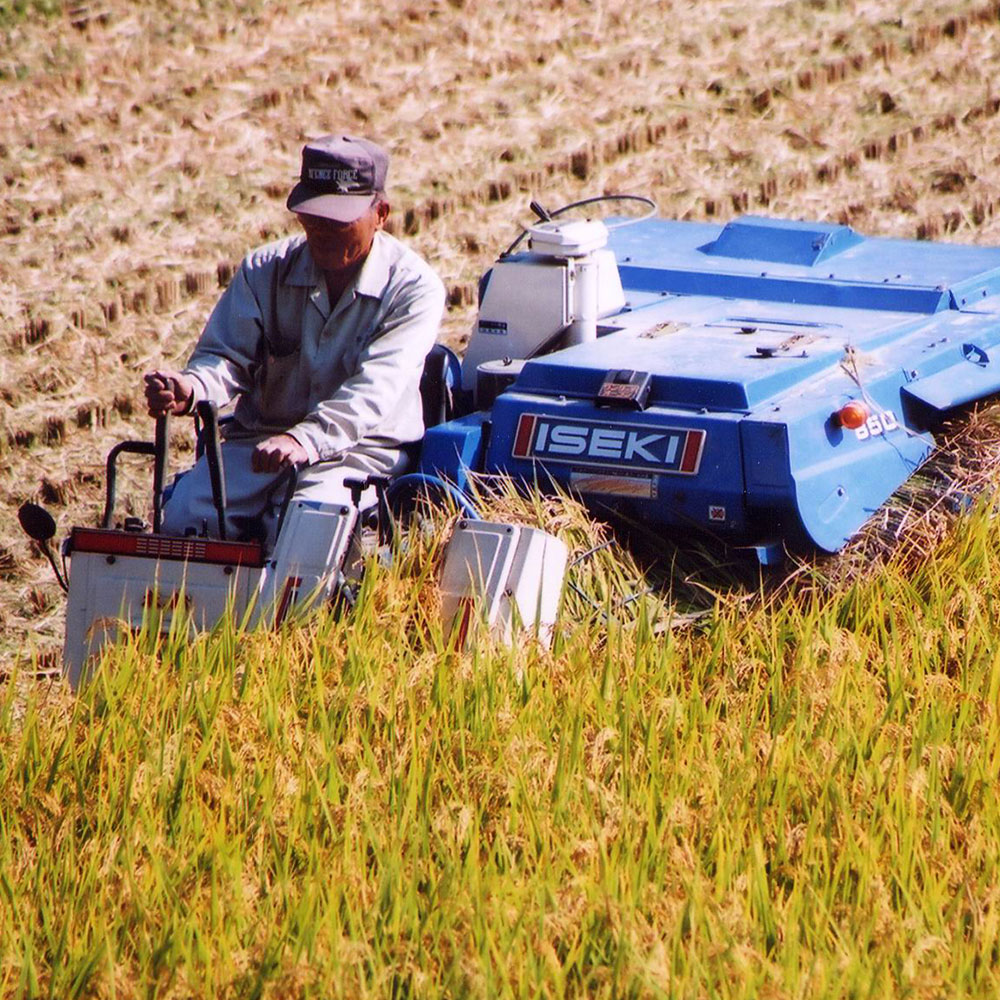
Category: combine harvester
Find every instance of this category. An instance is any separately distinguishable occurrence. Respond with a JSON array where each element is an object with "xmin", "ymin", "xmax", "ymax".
[
  {"xmin": 21, "ymin": 197, "xmax": 1000, "ymax": 682},
  {"xmin": 413, "ymin": 196, "xmax": 1000, "ymax": 564}
]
